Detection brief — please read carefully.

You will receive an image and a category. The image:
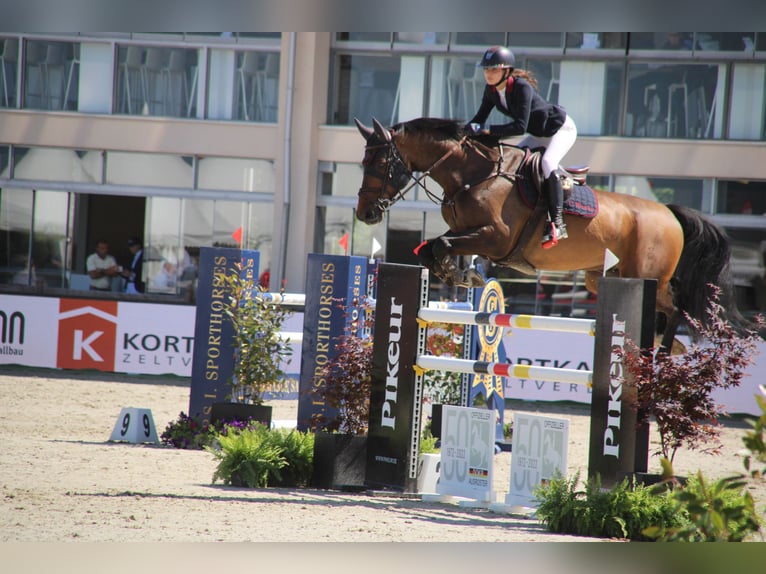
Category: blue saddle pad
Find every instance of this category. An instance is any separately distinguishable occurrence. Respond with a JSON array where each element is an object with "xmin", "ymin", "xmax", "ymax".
[{"xmin": 519, "ymin": 180, "xmax": 599, "ymax": 218}]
